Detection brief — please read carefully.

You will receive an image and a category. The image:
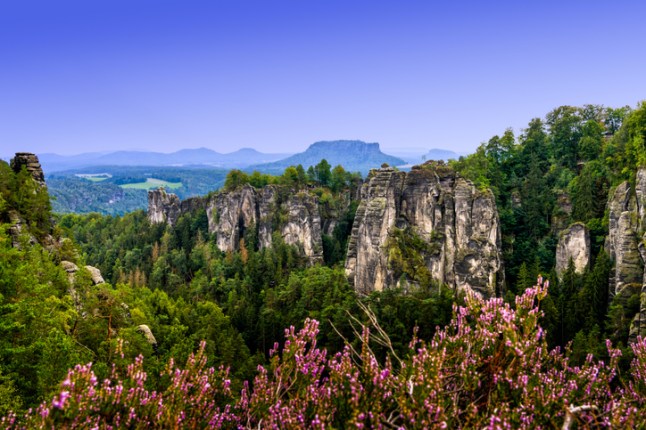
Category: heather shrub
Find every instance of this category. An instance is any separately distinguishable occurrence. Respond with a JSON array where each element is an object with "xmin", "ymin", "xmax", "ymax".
[{"xmin": 4, "ymin": 279, "xmax": 645, "ymax": 429}]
